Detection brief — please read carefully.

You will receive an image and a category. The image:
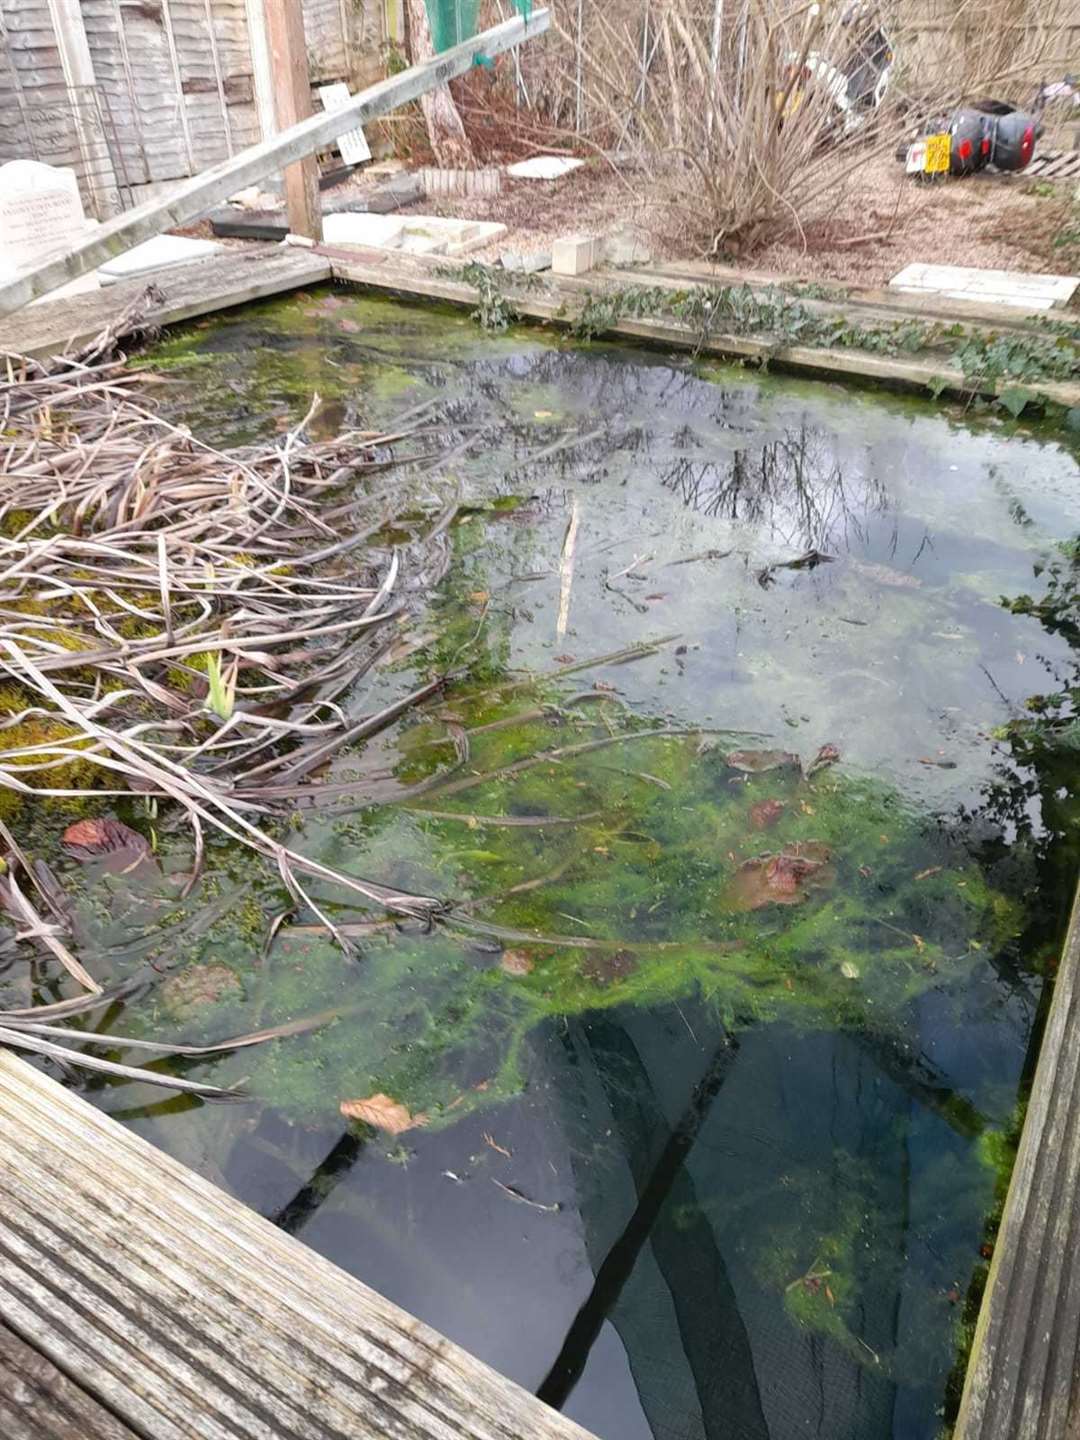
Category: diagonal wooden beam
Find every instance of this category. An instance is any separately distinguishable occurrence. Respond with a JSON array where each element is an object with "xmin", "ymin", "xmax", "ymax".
[{"xmin": 0, "ymin": 9, "xmax": 550, "ymax": 318}]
